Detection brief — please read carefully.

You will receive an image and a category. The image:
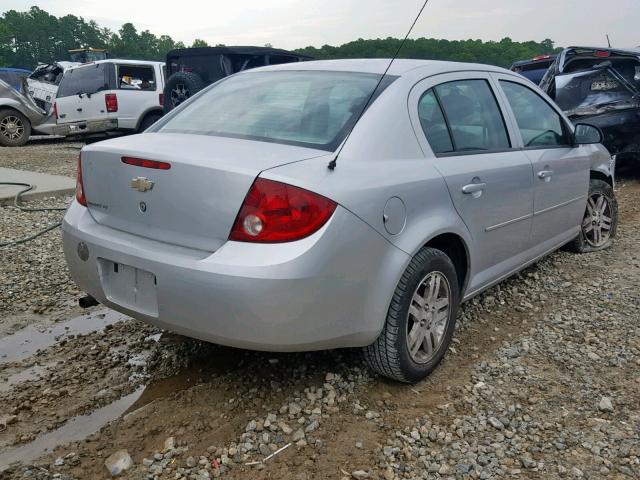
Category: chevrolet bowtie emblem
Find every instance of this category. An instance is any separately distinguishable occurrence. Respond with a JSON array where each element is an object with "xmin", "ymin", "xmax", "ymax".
[{"xmin": 130, "ymin": 177, "xmax": 154, "ymax": 192}]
